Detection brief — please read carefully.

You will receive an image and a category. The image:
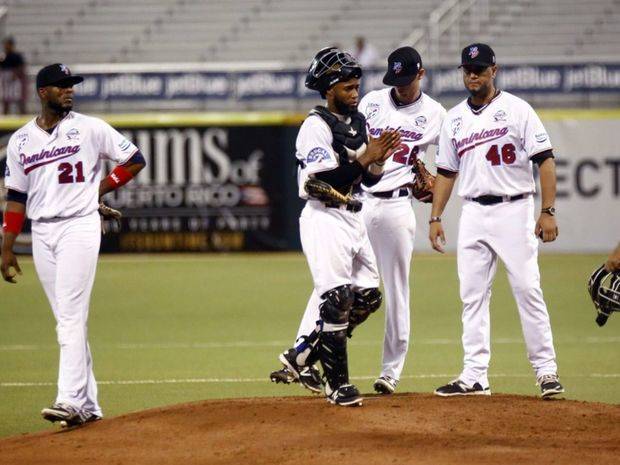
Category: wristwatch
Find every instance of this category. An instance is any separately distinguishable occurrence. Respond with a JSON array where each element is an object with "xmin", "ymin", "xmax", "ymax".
[
  {"xmin": 429, "ymin": 216, "xmax": 442, "ymax": 224},
  {"xmin": 541, "ymin": 207, "xmax": 556, "ymax": 216}
]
